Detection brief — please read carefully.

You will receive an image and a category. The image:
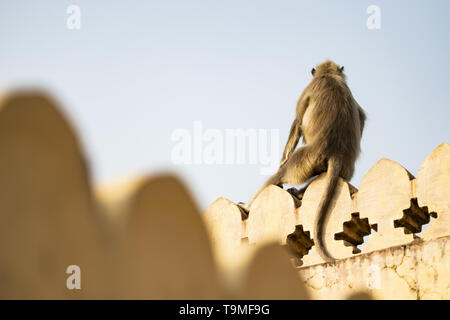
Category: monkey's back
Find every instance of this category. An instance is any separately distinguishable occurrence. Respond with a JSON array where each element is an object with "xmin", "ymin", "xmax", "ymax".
[{"xmin": 301, "ymin": 75, "xmax": 361, "ymax": 173}]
